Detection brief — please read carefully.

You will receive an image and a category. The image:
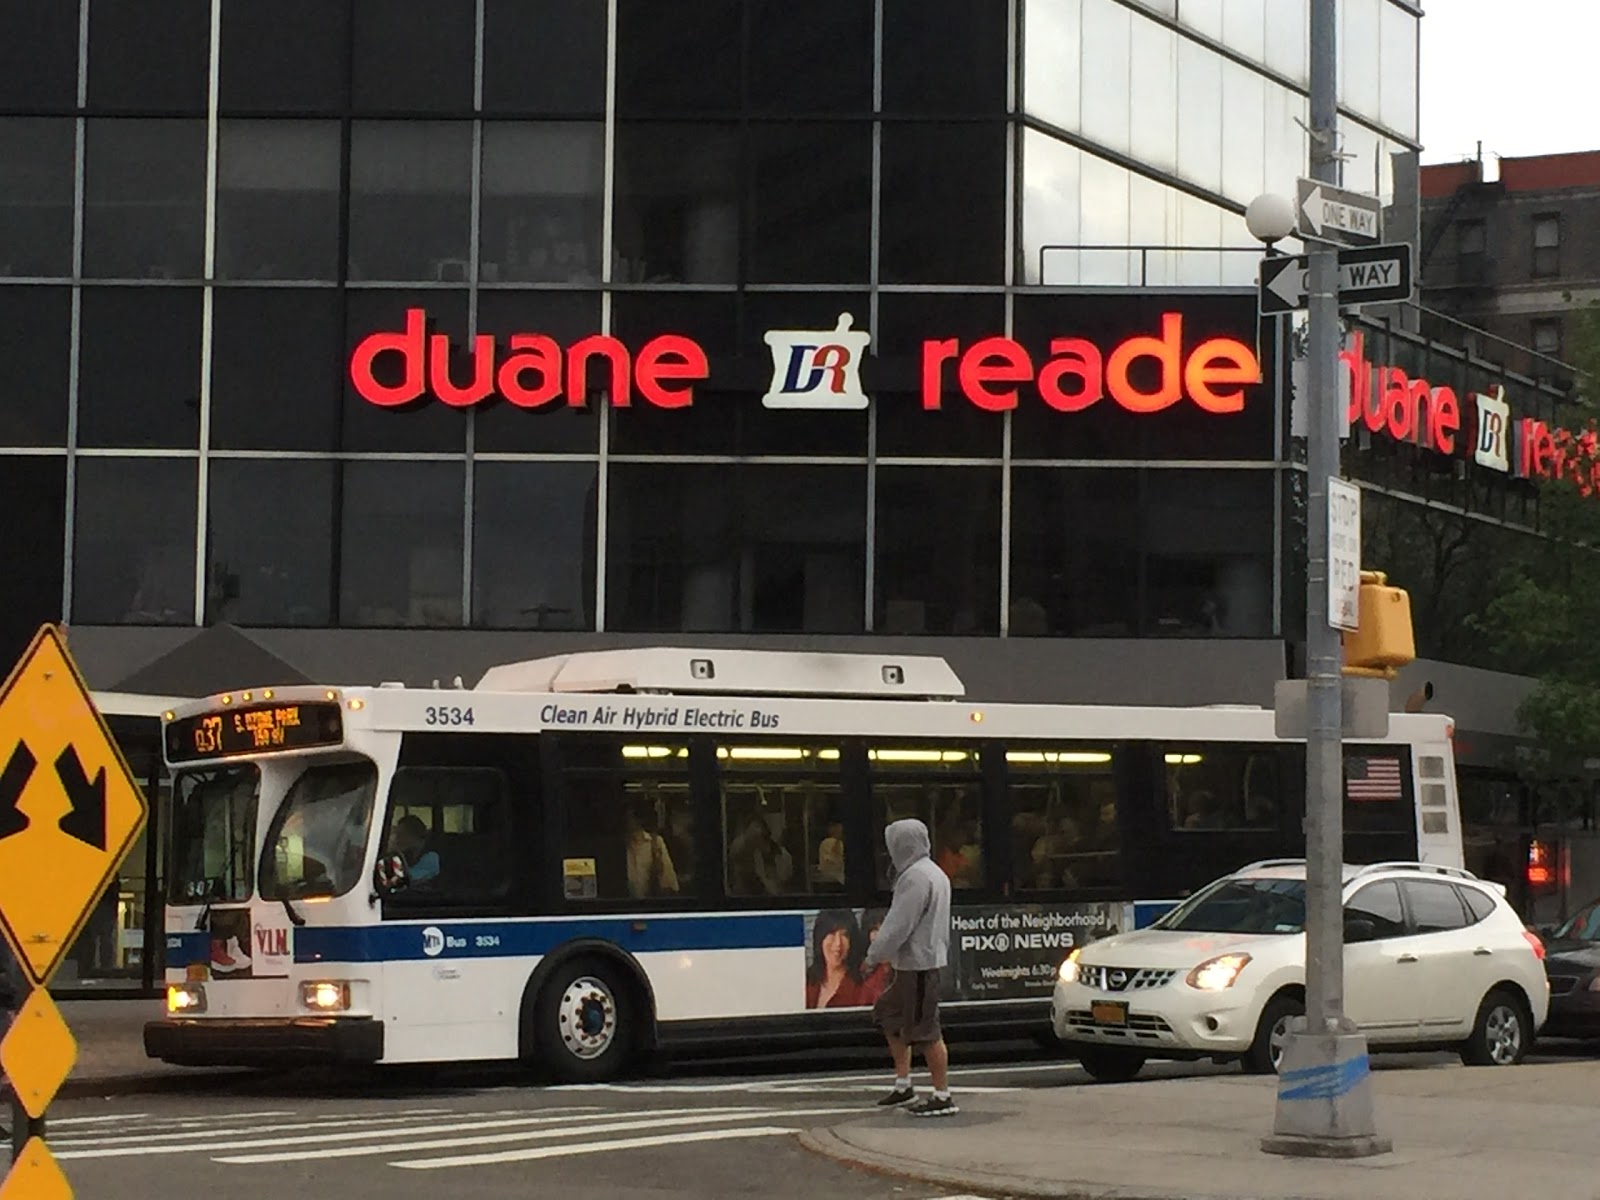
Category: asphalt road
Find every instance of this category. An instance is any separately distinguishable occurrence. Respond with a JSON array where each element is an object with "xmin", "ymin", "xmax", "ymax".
[{"xmin": 27, "ymin": 1040, "xmax": 1600, "ymax": 1200}]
